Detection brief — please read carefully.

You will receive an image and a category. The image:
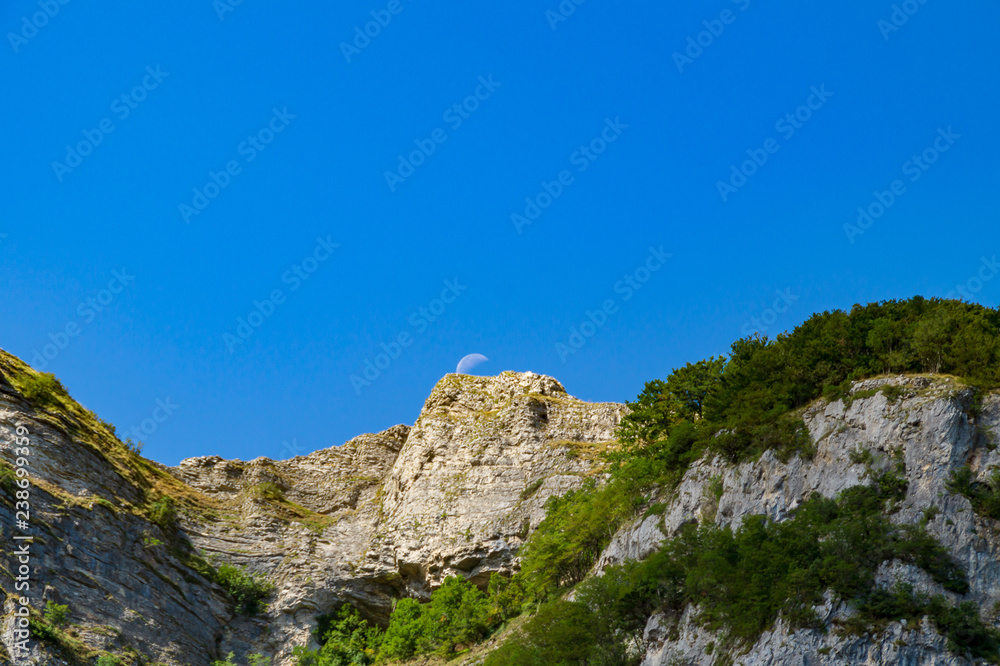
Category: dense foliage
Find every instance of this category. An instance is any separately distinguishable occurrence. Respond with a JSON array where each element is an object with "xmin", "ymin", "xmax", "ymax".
[
  {"xmin": 291, "ymin": 575, "xmax": 523, "ymax": 665},
  {"xmin": 516, "ymin": 299, "xmax": 1000, "ymax": 601},
  {"xmin": 493, "ymin": 473, "xmax": 995, "ymax": 664},
  {"xmin": 498, "ymin": 298, "xmax": 1000, "ymax": 662},
  {"xmin": 378, "ymin": 576, "xmax": 494, "ymax": 659},
  {"xmin": 620, "ymin": 298, "xmax": 1000, "ymax": 465},
  {"xmin": 291, "ymin": 604, "xmax": 382, "ymax": 665},
  {"xmin": 17, "ymin": 371, "xmax": 67, "ymax": 407},
  {"xmin": 214, "ymin": 563, "xmax": 274, "ymax": 615},
  {"xmin": 280, "ymin": 298, "xmax": 1000, "ymax": 664},
  {"xmin": 947, "ymin": 465, "xmax": 1000, "ymax": 520}
]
